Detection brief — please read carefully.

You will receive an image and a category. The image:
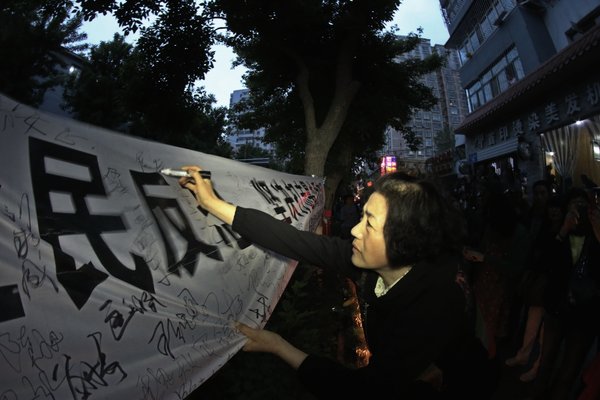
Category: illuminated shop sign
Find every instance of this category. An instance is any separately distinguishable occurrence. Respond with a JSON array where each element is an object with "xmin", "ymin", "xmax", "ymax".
[{"xmin": 380, "ymin": 155, "xmax": 397, "ymax": 175}]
